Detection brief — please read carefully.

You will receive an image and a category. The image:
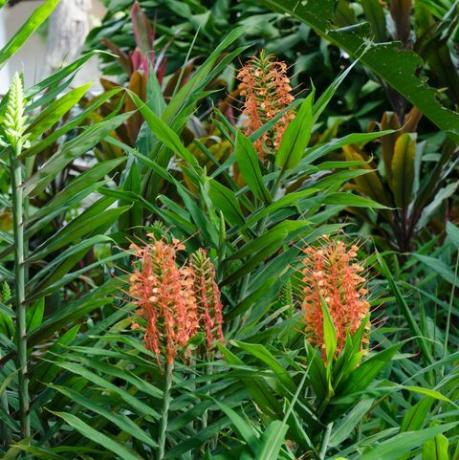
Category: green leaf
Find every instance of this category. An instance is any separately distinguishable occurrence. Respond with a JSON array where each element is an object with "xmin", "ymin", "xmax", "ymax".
[
  {"xmin": 29, "ymin": 202, "xmax": 129, "ymax": 261},
  {"xmin": 127, "ymin": 90, "xmax": 199, "ymax": 168},
  {"xmin": 447, "ymin": 221, "xmax": 459, "ymax": 249},
  {"xmin": 423, "ymin": 434, "xmax": 449, "ymax": 460},
  {"xmin": 401, "ymin": 397, "xmax": 434, "ymax": 432},
  {"xmin": 209, "ymin": 180, "xmax": 245, "ymax": 227},
  {"xmin": 50, "ymin": 385, "xmax": 157, "ymax": 448},
  {"xmin": 321, "ymin": 300, "xmax": 337, "ymax": 364},
  {"xmin": 163, "ymin": 27, "xmax": 245, "ymax": 124},
  {"xmin": 256, "ymin": 421, "xmax": 289, "ymax": 460},
  {"xmin": 330, "ymin": 399, "xmax": 375, "ymax": 447},
  {"xmin": 361, "ymin": 0, "xmax": 387, "ymax": 42},
  {"xmin": 239, "ymin": 188, "xmax": 319, "ymax": 231},
  {"xmin": 51, "ymin": 412, "xmax": 143, "ymax": 460},
  {"xmin": 218, "ymin": 344, "xmax": 282, "ymax": 417},
  {"xmin": 0, "ymin": 0, "xmax": 60, "ymax": 68},
  {"xmin": 24, "ymin": 113, "xmax": 132, "ymax": 196},
  {"xmin": 337, "ymin": 345, "xmax": 398, "ymax": 397},
  {"xmin": 26, "ymin": 298, "xmax": 44, "ymax": 332},
  {"xmin": 28, "ymin": 157, "xmax": 126, "ymax": 224},
  {"xmin": 323, "ymin": 192, "xmax": 388, "ymax": 209},
  {"xmin": 215, "ymin": 401, "xmax": 260, "ymax": 453},
  {"xmin": 276, "ymin": 90, "xmax": 314, "ymax": 170},
  {"xmin": 376, "ymin": 251, "xmax": 434, "ymax": 363},
  {"xmin": 413, "ymin": 254, "xmax": 459, "ymax": 288},
  {"xmin": 404, "ymin": 386, "xmax": 455, "ymax": 405},
  {"xmin": 360, "ymin": 423, "xmax": 457, "ymax": 460},
  {"xmin": 27, "ymin": 84, "xmax": 91, "ymax": 139},
  {"xmin": 54, "ymin": 361, "xmax": 159, "ymax": 419},
  {"xmin": 391, "ymin": 133, "xmax": 416, "ymax": 209},
  {"xmin": 235, "ymin": 131, "xmax": 271, "ymax": 202},
  {"xmin": 226, "ymin": 220, "xmax": 309, "ymax": 261},
  {"xmin": 234, "ymin": 341, "xmax": 296, "ymax": 394}
]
